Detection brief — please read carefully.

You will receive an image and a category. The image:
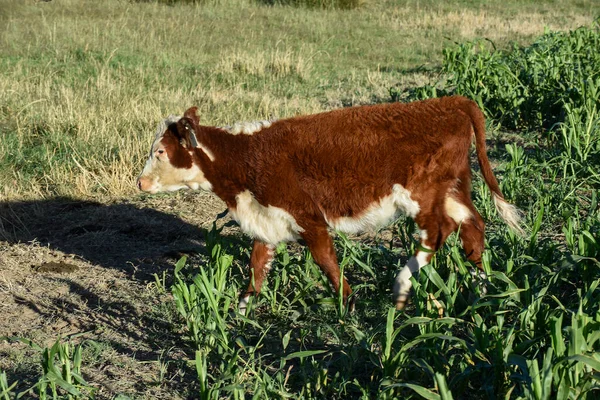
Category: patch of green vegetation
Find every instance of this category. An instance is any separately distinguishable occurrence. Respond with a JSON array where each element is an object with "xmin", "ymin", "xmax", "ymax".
[
  {"xmin": 158, "ymin": 199, "xmax": 599, "ymax": 398},
  {"xmin": 150, "ymin": 22, "xmax": 600, "ymax": 399},
  {"xmin": 404, "ymin": 21, "xmax": 600, "ymax": 133},
  {"xmin": 1, "ymin": 336, "xmax": 97, "ymax": 399},
  {"xmin": 397, "ymin": 20, "xmax": 600, "ymax": 228}
]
